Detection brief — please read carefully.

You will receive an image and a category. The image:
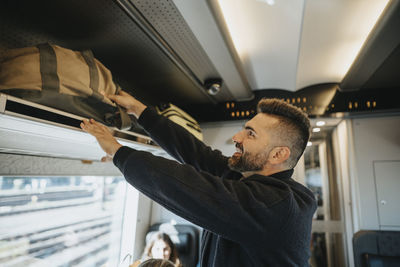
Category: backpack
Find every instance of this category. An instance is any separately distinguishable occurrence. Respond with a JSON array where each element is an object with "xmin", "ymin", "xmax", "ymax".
[{"xmin": 0, "ymin": 43, "xmax": 131, "ymax": 129}]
